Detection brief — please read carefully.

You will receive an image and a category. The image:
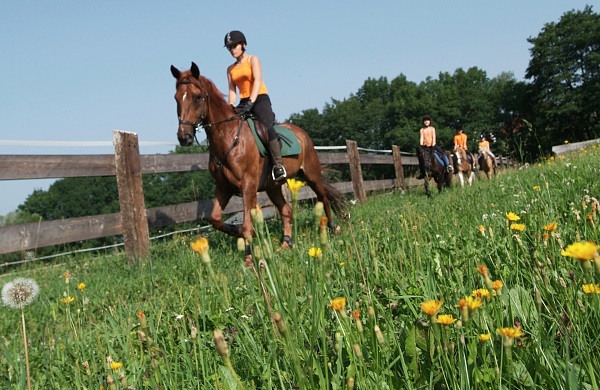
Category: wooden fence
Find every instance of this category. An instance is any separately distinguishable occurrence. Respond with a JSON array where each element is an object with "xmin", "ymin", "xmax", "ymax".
[{"xmin": 0, "ymin": 131, "xmax": 515, "ymax": 261}]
